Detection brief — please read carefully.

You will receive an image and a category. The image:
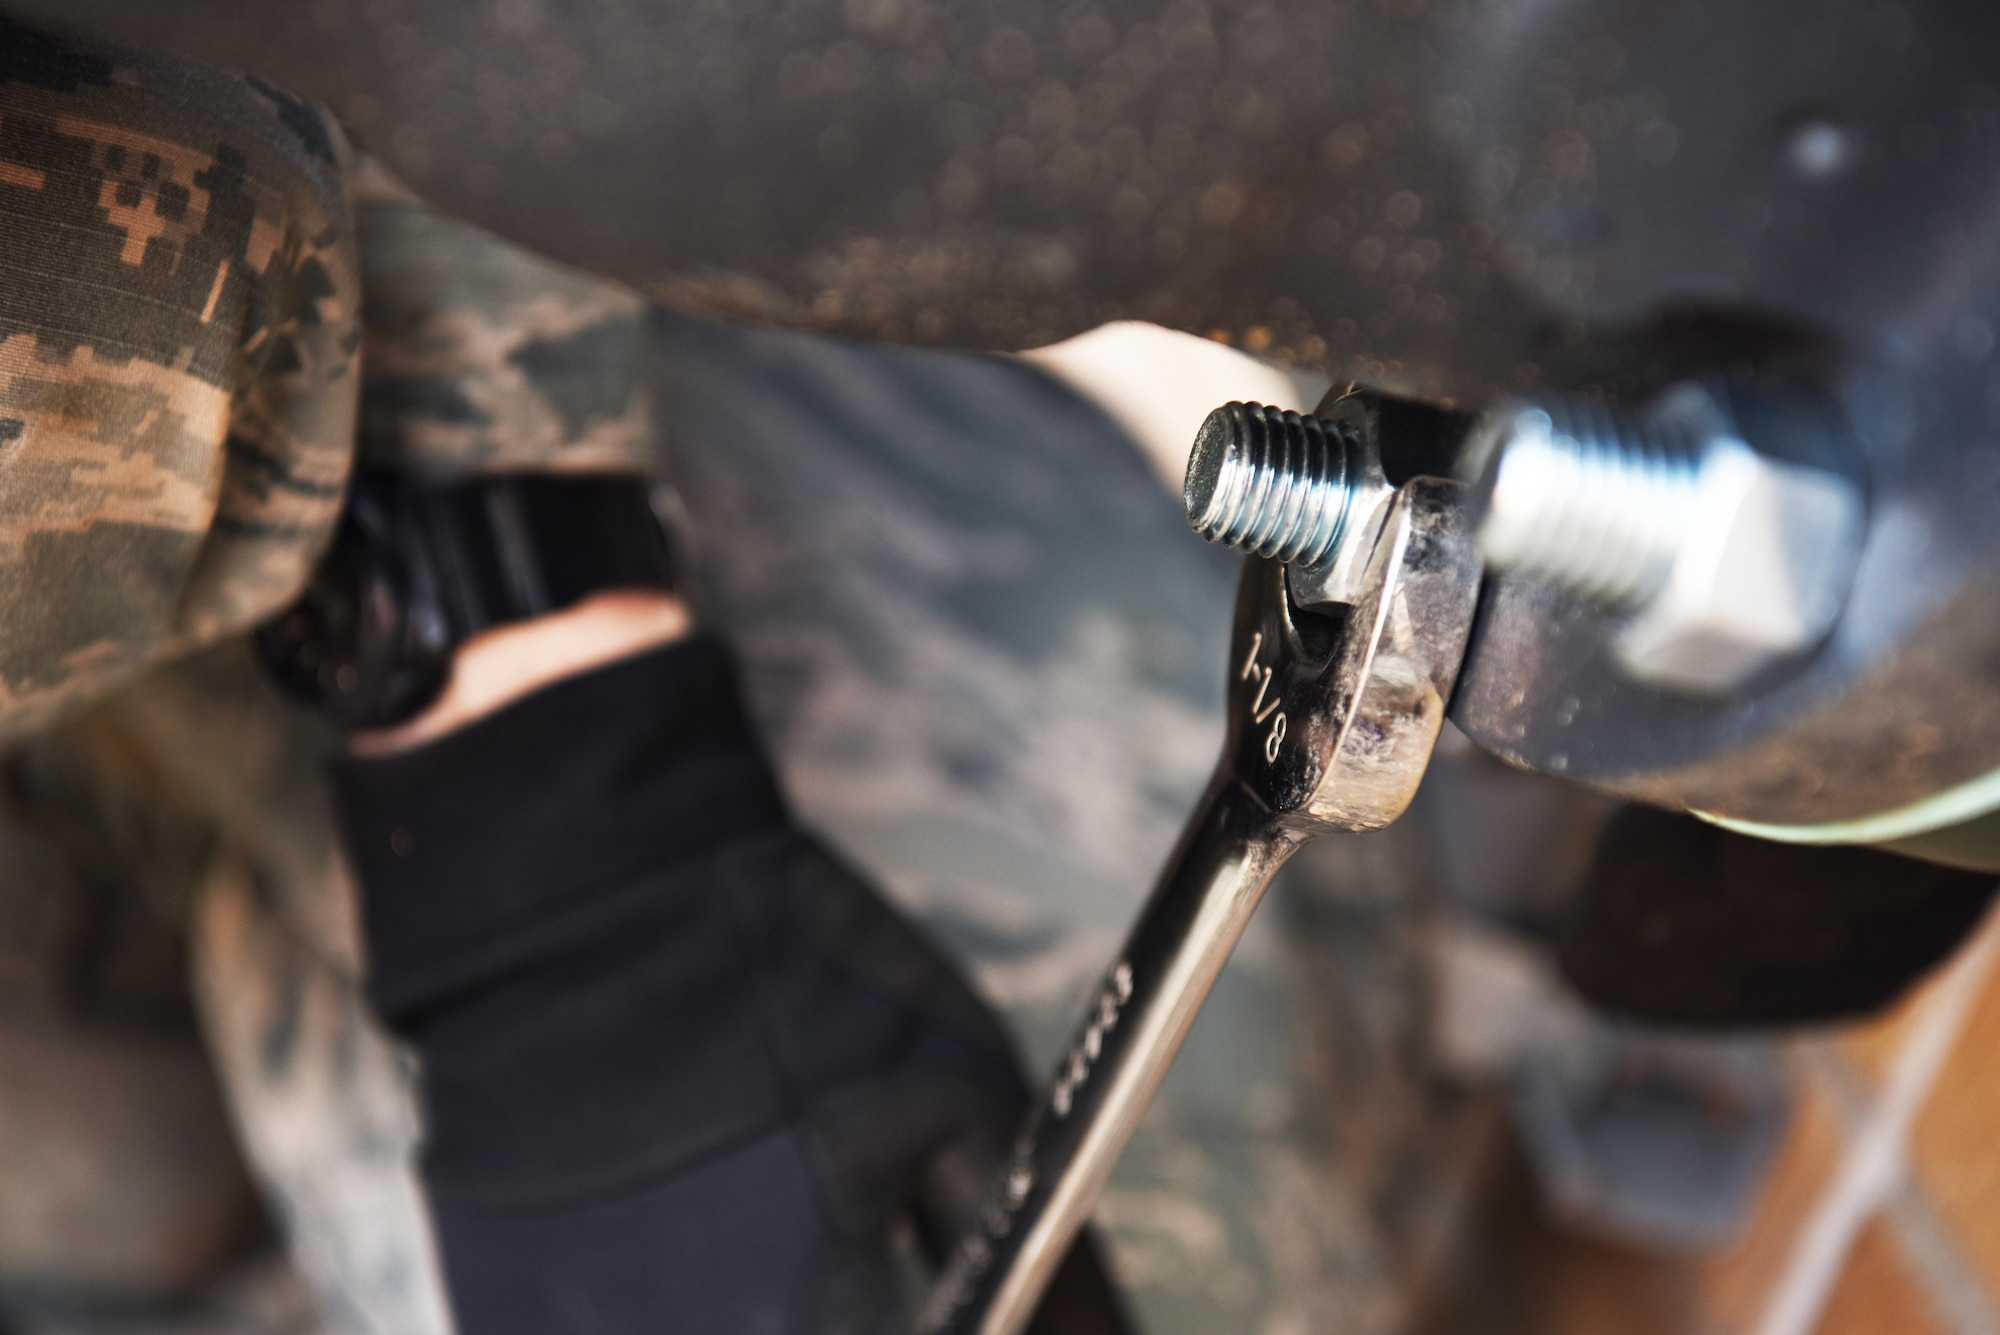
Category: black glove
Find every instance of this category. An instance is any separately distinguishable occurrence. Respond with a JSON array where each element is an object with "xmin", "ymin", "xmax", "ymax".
[{"xmin": 332, "ymin": 635, "xmax": 1129, "ymax": 1334}]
